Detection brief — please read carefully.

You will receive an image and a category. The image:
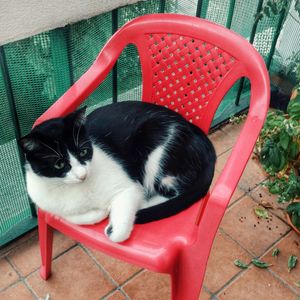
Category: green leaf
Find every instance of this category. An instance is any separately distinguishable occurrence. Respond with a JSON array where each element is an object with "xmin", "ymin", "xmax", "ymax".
[
  {"xmin": 267, "ymin": 0, "xmax": 279, "ymax": 14},
  {"xmin": 254, "ymin": 206, "xmax": 269, "ymax": 219},
  {"xmin": 252, "ymin": 258, "xmax": 272, "ymax": 268},
  {"xmin": 288, "ymin": 141, "xmax": 299, "ymax": 160},
  {"xmin": 279, "ymin": 133, "xmax": 291, "ymax": 151},
  {"xmin": 295, "ymin": 281, "xmax": 300, "ymax": 288},
  {"xmin": 234, "ymin": 259, "xmax": 249, "ymax": 269},
  {"xmin": 295, "ymin": 0, "xmax": 300, "ymax": 18},
  {"xmin": 288, "ymin": 255, "xmax": 298, "ymax": 272},
  {"xmin": 269, "ymin": 183, "xmax": 282, "ymax": 194},
  {"xmin": 263, "ymin": 6, "xmax": 271, "ymax": 17},
  {"xmin": 272, "ymin": 248, "xmax": 280, "ymax": 257},
  {"xmin": 288, "ymin": 98, "xmax": 300, "ymax": 120}
]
